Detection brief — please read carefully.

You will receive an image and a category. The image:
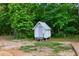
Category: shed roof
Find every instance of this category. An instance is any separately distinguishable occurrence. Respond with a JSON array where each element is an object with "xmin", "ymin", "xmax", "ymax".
[{"xmin": 33, "ymin": 21, "xmax": 51, "ymax": 30}]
